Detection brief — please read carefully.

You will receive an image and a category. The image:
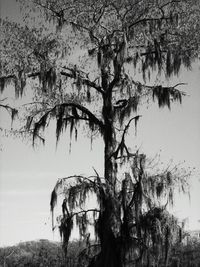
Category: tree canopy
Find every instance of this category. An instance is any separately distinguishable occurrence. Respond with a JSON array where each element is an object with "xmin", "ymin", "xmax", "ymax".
[{"xmin": 0, "ymin": 0, "xmax": 199, "ymax": 266}]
